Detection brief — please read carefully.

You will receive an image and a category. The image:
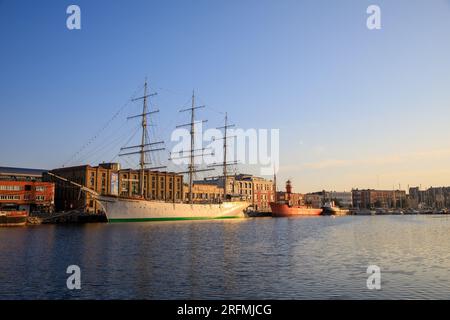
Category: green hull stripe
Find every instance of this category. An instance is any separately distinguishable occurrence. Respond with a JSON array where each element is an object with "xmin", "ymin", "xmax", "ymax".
[{"xmin": 108, "ymin": 216, "xmax": 242, "ymax": 223}]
